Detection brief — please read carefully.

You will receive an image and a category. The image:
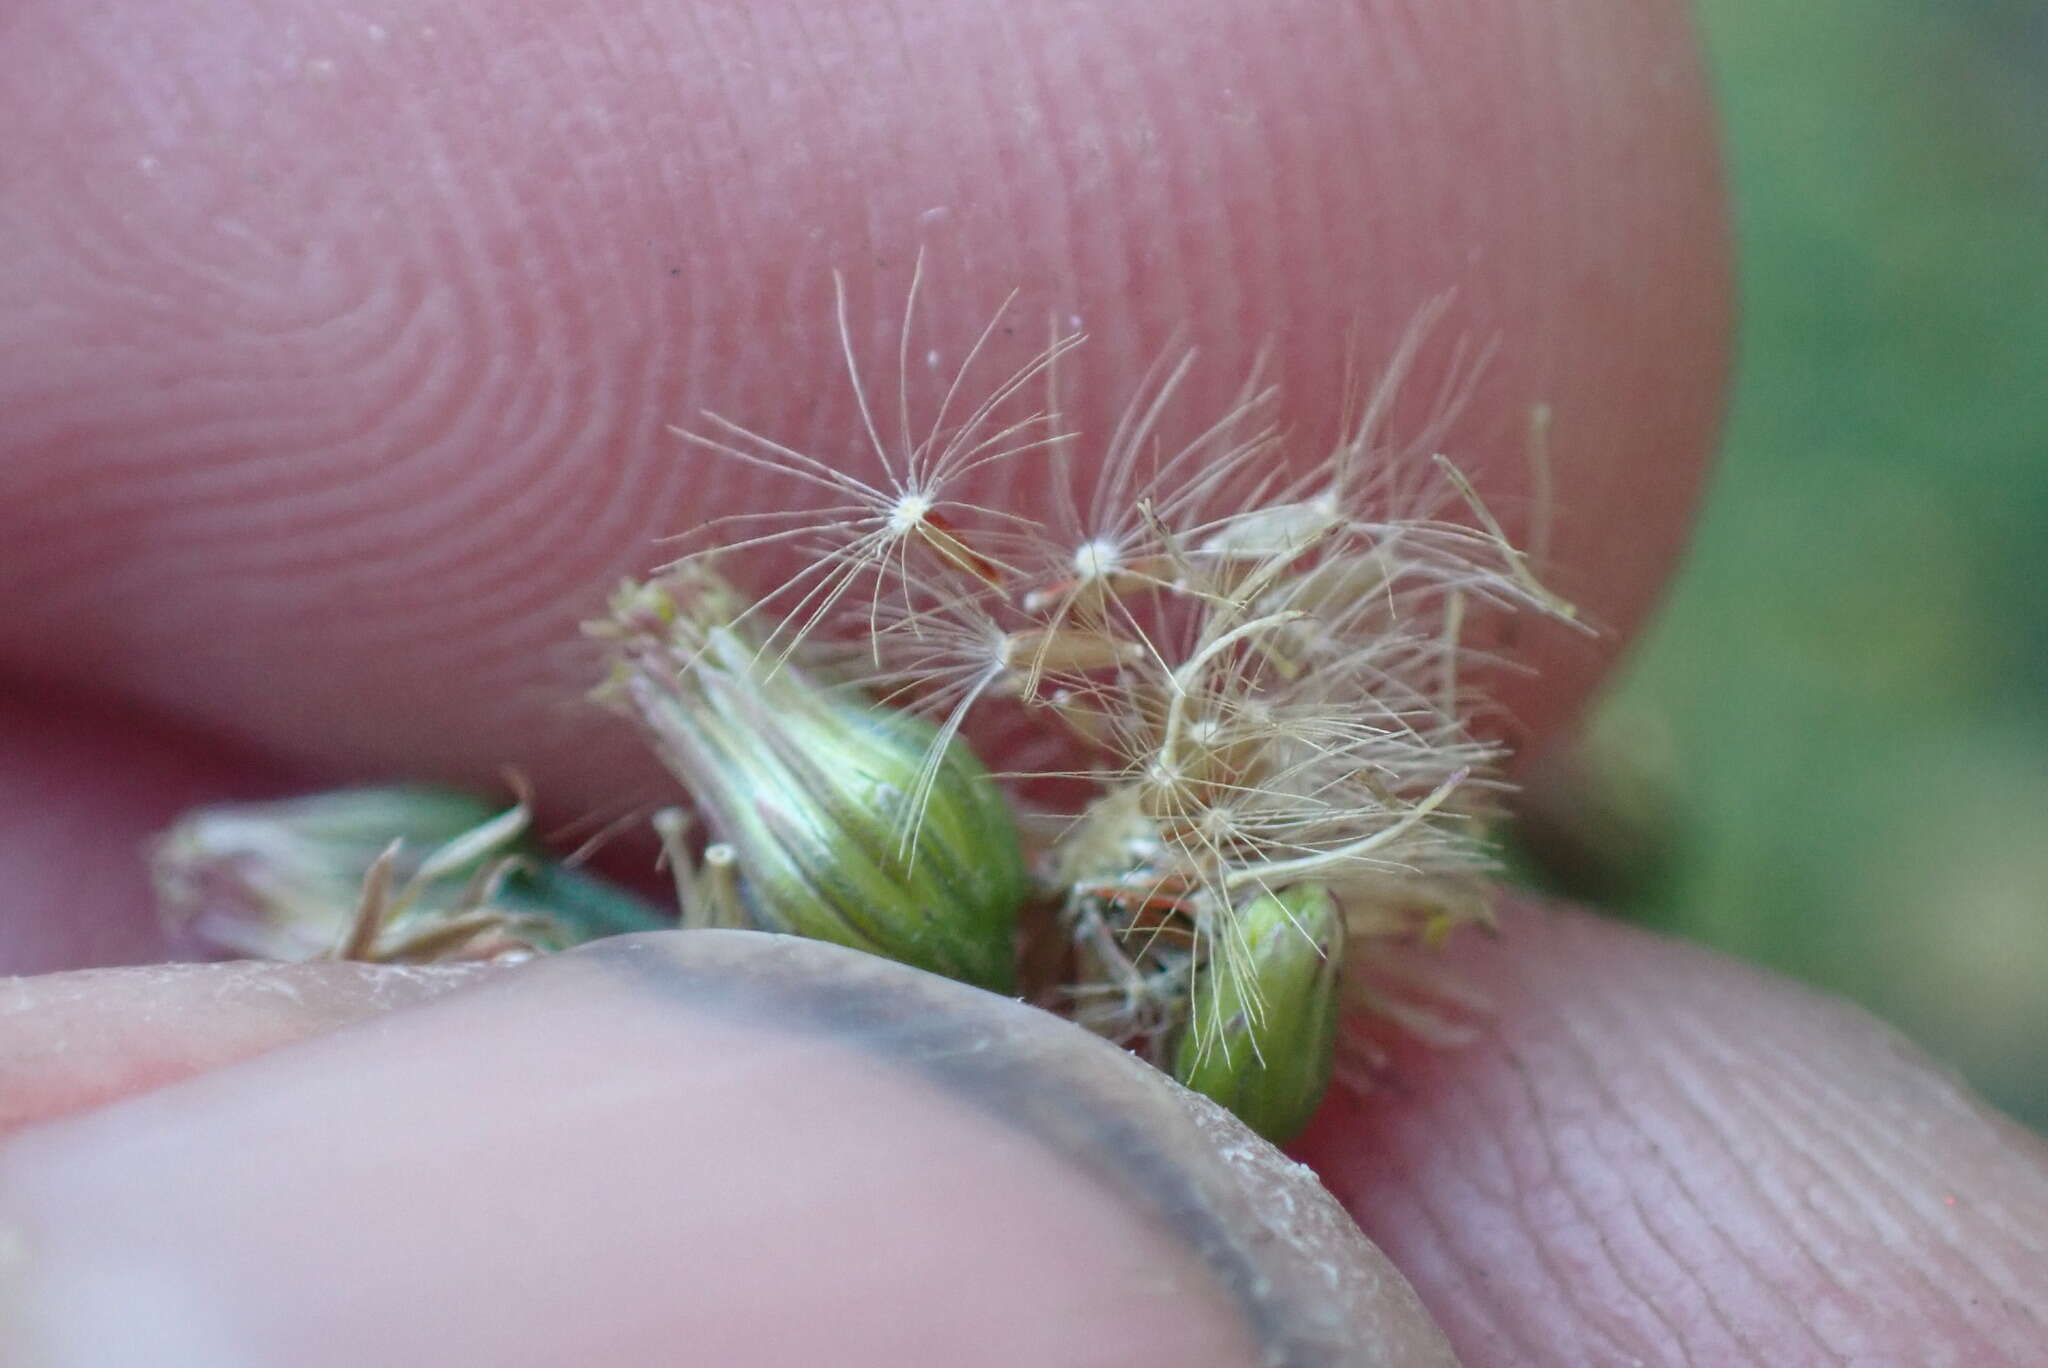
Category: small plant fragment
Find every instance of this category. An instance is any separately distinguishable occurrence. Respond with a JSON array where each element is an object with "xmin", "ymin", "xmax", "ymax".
[
  {"xmin": 152, "ymin": 786, "xmax": 667, "ymax": 964},
  {"xmin": 594, "ymin": 274, "xmax": 1580, "ymax": 1142}
]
